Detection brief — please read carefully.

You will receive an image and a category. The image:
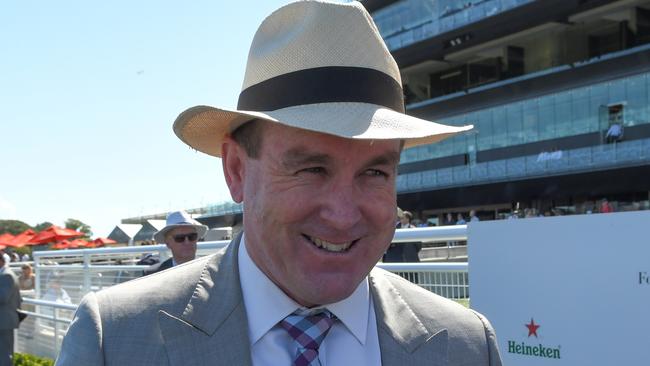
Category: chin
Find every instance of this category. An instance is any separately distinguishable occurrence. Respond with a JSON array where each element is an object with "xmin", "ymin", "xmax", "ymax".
[{"xmin": 309, "ymin": 279, "xmax": 361, "ymax": 305}]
